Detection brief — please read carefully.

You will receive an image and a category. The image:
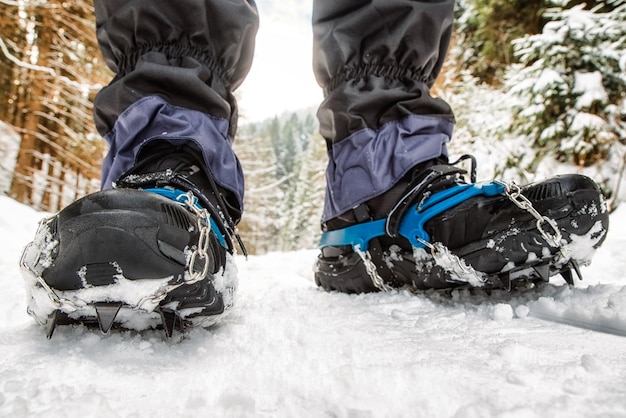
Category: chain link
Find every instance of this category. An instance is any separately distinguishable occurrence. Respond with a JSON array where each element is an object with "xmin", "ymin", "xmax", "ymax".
[
  {"xmin": 496, "ymin": 181, "xmax": 563, "ymax": 248},
  {"xmin": 179, "ymin": 191, "xmax": 213, "ymax": 284},
  {"xmin": 354, "ymin": 246, "xmax": 394, "ymax": 292}
]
